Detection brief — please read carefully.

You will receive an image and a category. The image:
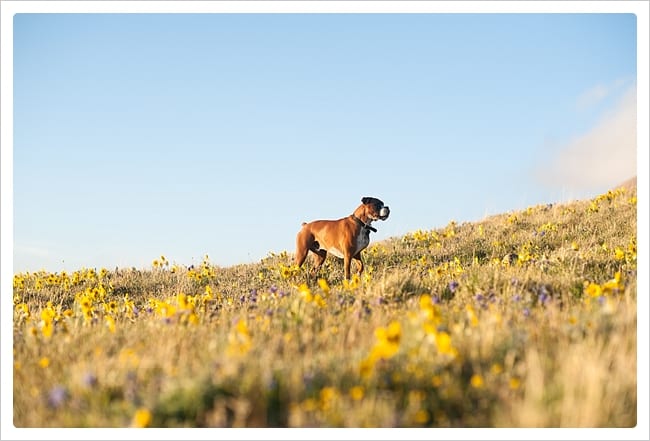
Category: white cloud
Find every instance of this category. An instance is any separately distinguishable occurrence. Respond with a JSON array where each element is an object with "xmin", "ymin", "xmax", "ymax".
[
  {"xmin": 575, "ymin": 84, "xmax": 610, "ymax": 111},
  {"xmin": 537, "ymin": 85, "xmax": 637, "ymax": 193},
  {"xmin": 575, "ymin": 79, "xmax": 633, "ymax": 112}
]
